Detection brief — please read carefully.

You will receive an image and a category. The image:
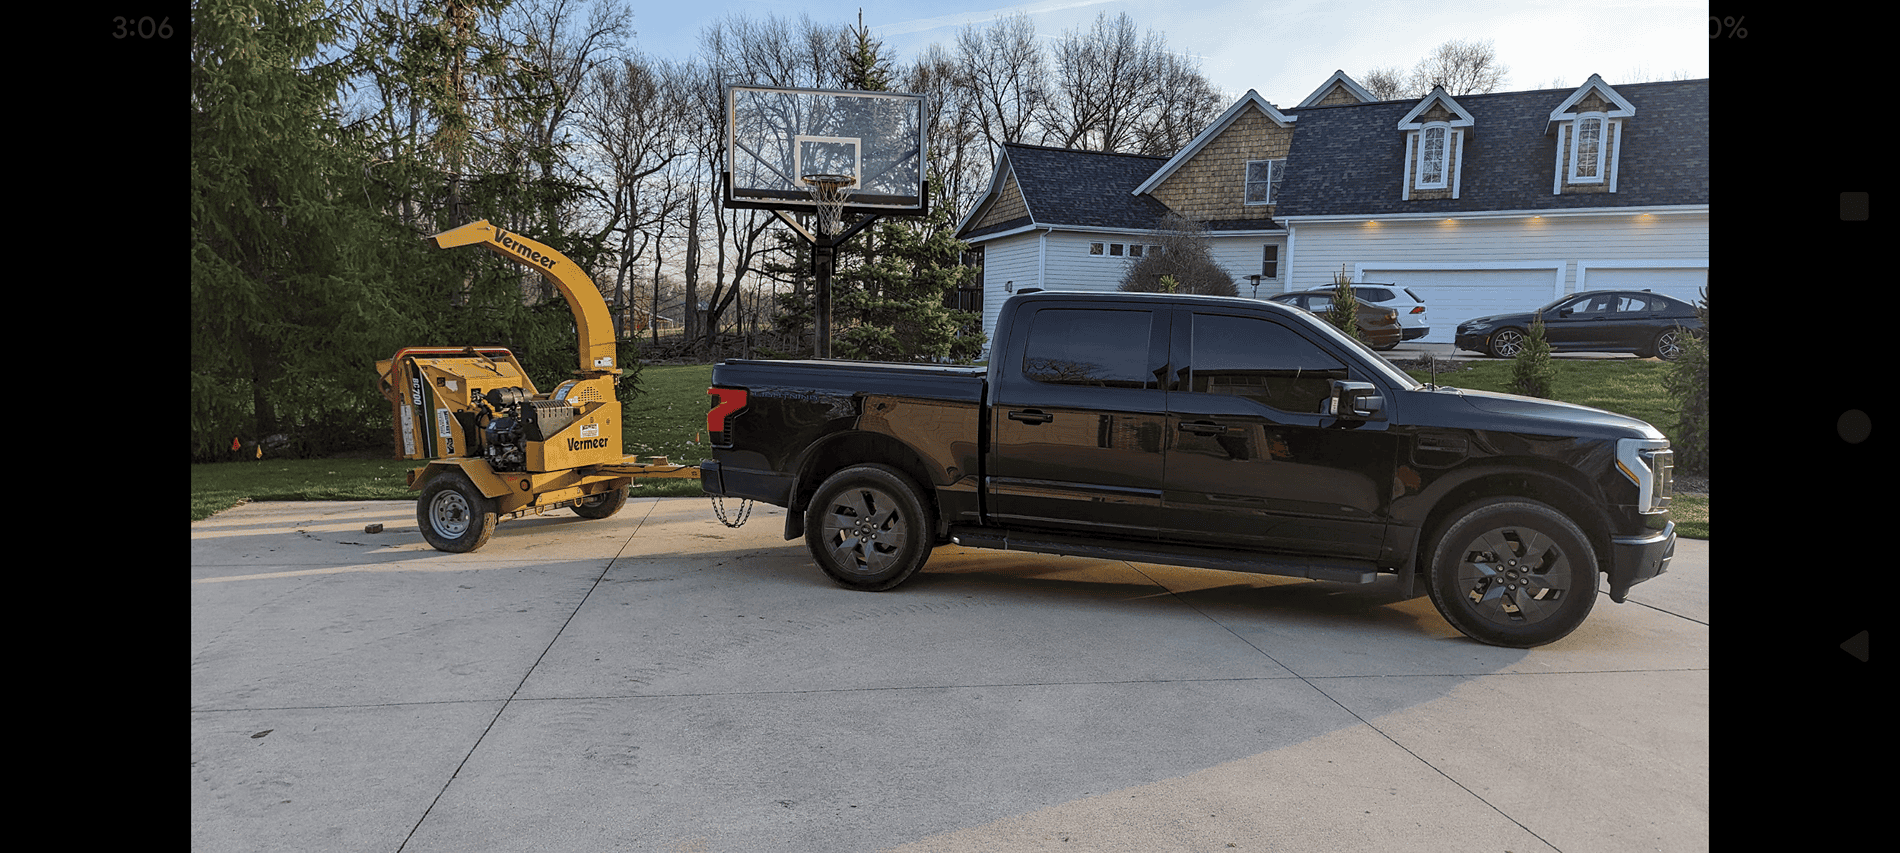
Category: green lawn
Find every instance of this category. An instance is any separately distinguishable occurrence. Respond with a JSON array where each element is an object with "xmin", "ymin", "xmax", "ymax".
[{"xmin": 192, "ymin": 358, "xmax": 1703, "ymax": 539}]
